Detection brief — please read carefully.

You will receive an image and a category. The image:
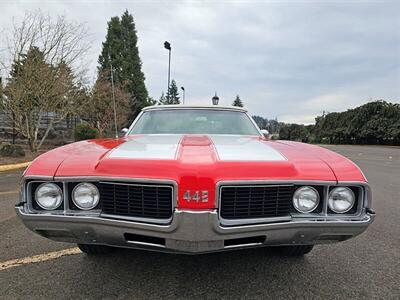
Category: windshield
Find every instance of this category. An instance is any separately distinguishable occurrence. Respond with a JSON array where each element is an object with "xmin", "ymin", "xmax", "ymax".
[{"xmin": 128, "ymin": 109, "xmax": 261, "ymax": 136}]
